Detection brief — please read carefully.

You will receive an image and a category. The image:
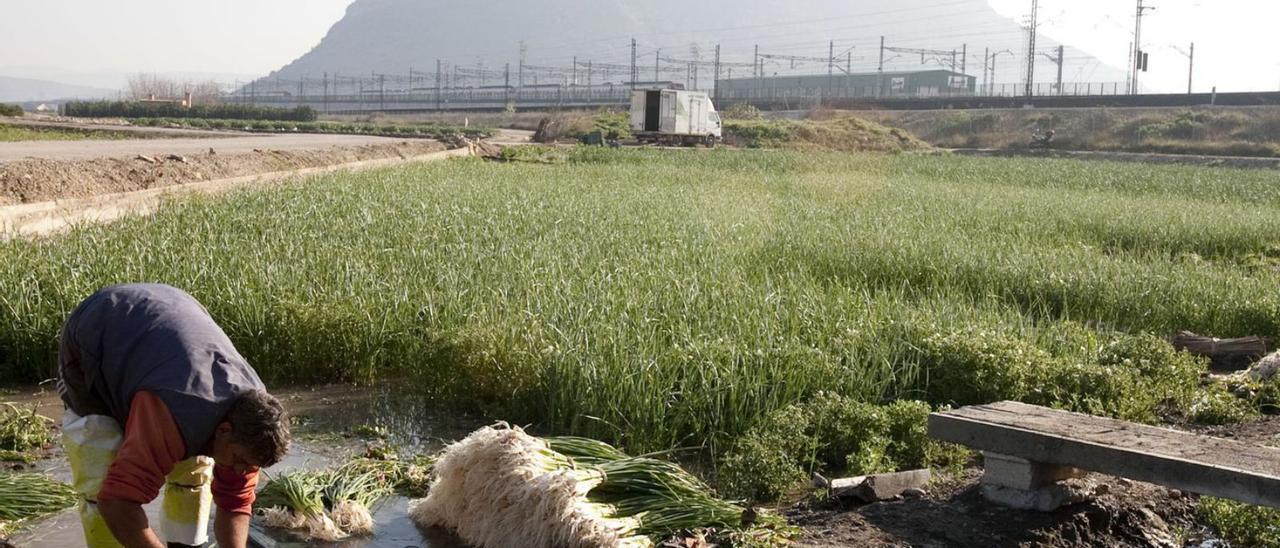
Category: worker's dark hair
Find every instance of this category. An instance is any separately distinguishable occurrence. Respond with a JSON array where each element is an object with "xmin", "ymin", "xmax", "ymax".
[{"xmin": 227, "ymin": 390, "xmax": 290, "ymax": 467}]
